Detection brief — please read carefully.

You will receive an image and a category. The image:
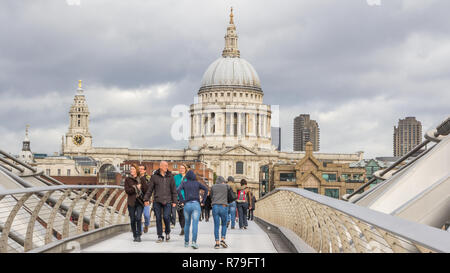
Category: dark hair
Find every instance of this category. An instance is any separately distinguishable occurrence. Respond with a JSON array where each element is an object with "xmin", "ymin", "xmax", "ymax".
[
  {"xmin": 139, "ymin": 164, "xmax": 146, "ymax": 170},
  {"xmin": 240, "ymin": 179, "xmax": 247, "ymax": 186}
]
